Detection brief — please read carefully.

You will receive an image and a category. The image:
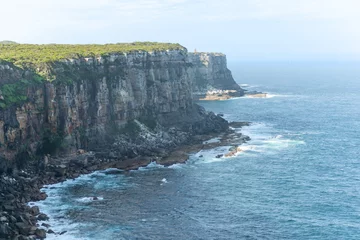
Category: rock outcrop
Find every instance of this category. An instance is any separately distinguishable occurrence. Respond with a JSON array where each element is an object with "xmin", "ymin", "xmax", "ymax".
[
  {"xmin": 189, "ymin": 52, "xmax": 244, "ymax": 99},
  {"xmin": 0, "ymin": 49, "xmax": 231, "ymax": 173}
]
